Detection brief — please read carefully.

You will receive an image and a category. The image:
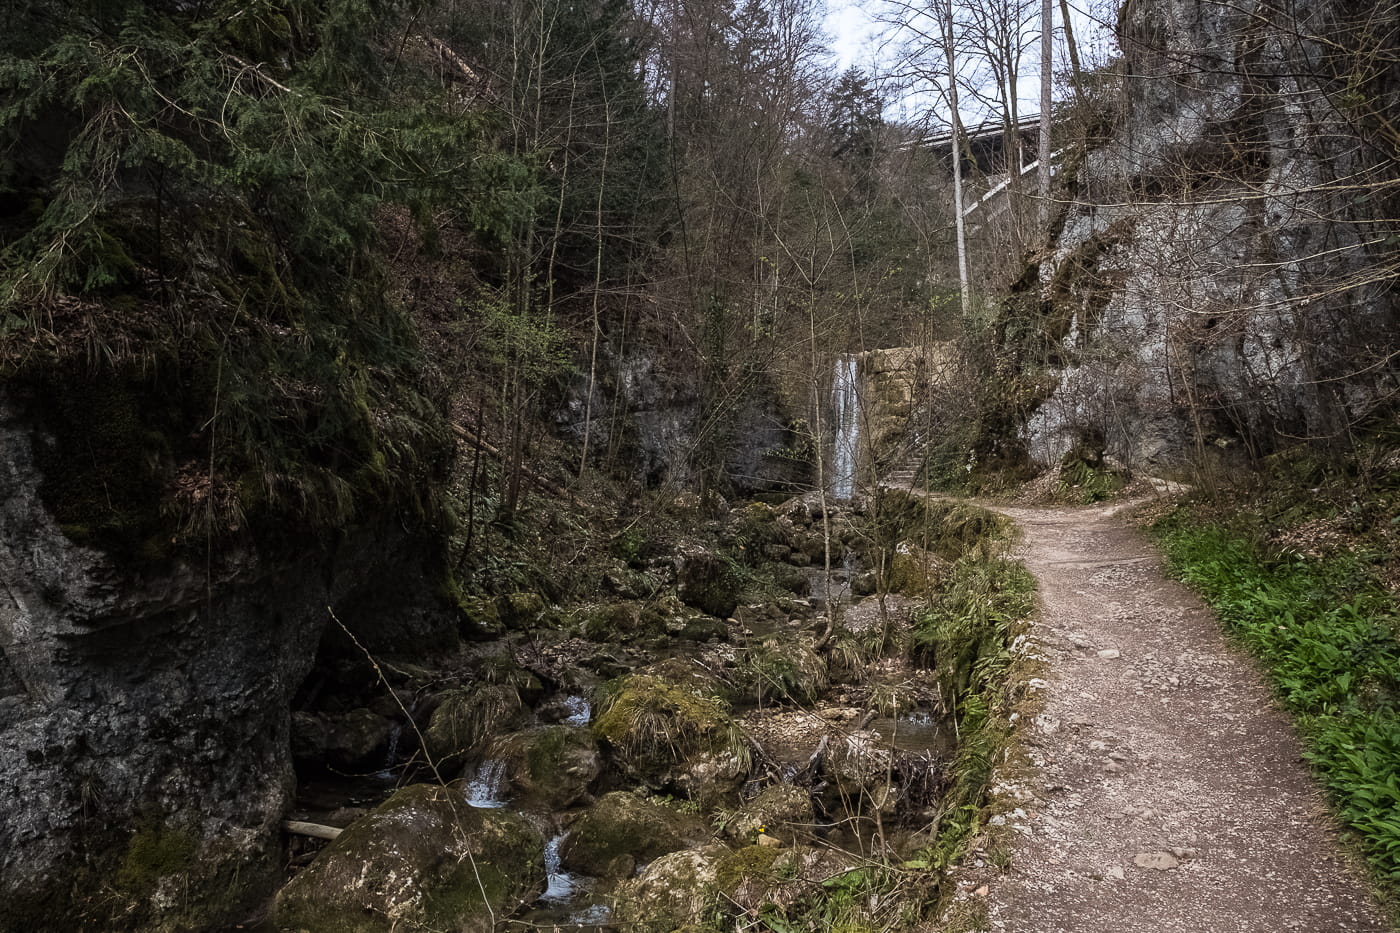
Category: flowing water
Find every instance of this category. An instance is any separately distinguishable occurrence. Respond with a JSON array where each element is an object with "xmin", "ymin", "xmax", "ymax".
[
  {"xmin": 561, "ymin": 694, "xmax": 591, "ymax": 727},
  {"xmin": 462, "ymin": 758, "xmax": 510, "ymax": 808},
  {"xmin": 832, "ymin": 355, "xmax": 861, "ymax": 500}
]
